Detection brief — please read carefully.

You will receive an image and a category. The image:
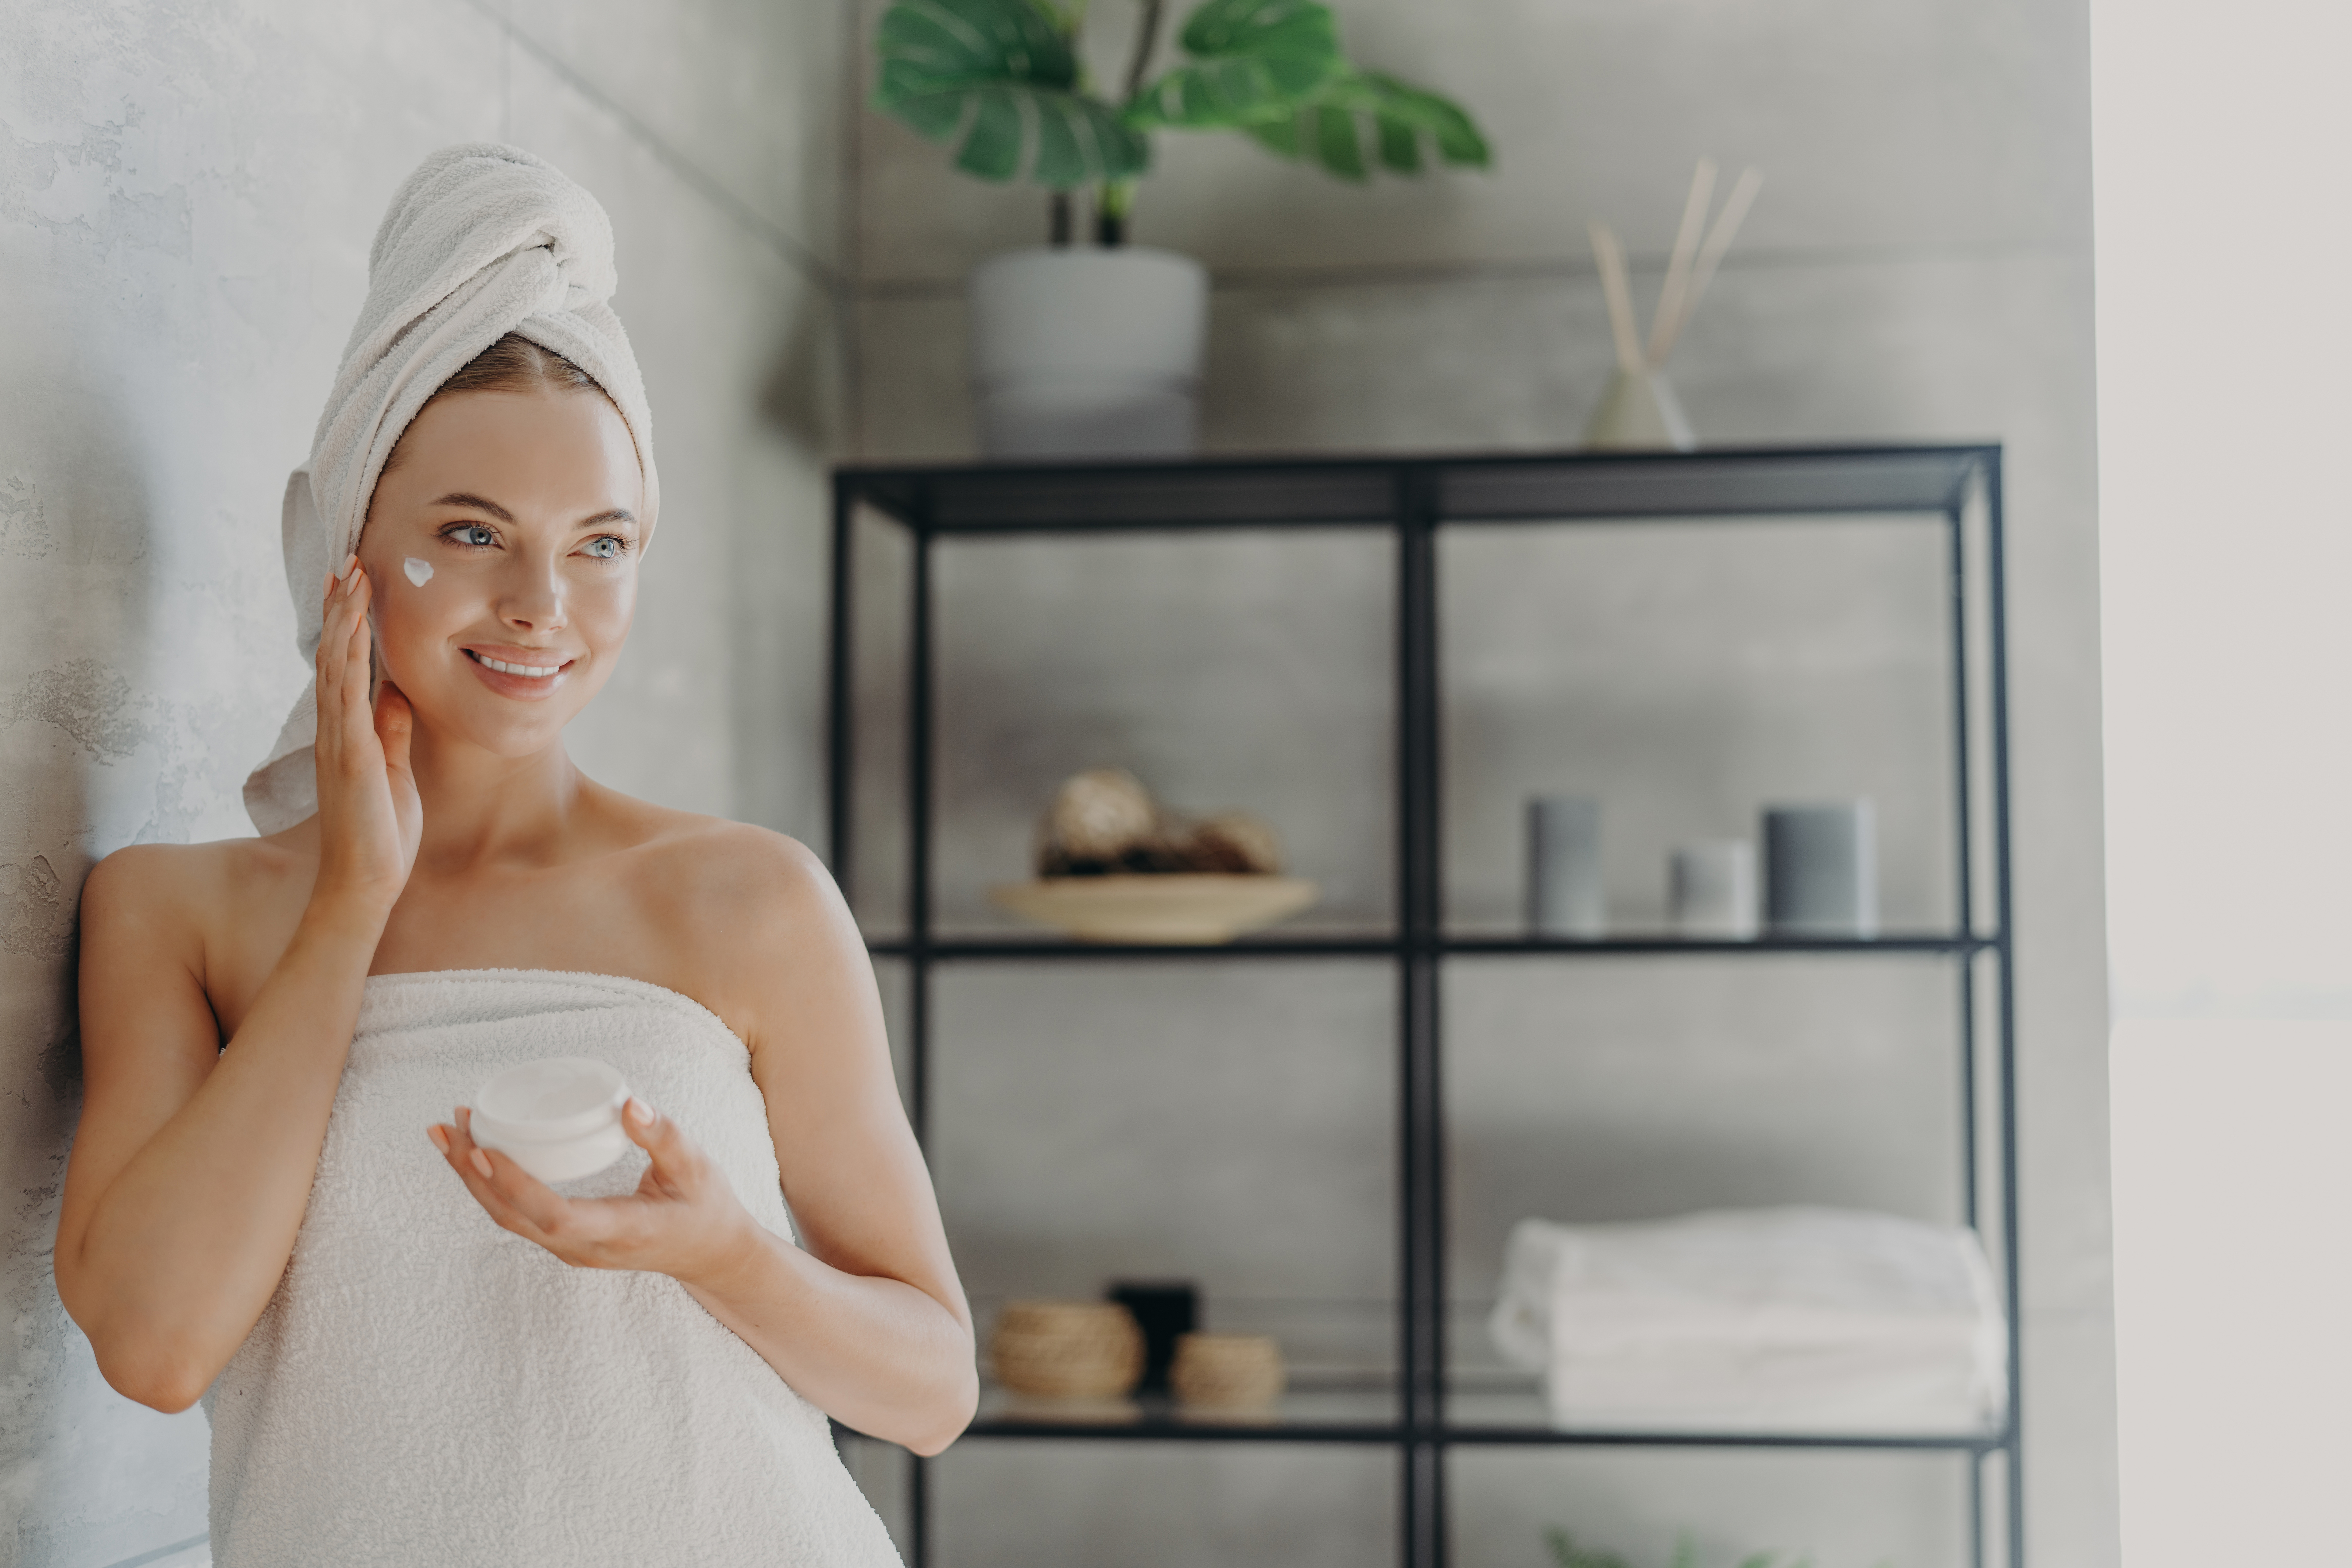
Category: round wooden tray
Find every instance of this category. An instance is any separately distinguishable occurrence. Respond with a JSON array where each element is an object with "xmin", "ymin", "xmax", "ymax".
[{"xmin": 989, "ymin": 874, "xmax": 1320, "ymax": 945}]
